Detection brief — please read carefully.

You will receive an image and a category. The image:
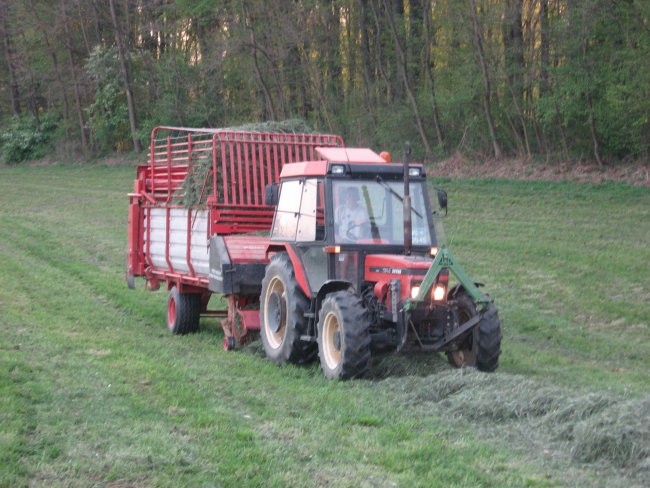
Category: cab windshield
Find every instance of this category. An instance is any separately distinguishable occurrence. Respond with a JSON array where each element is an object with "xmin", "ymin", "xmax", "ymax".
[{"xmin": 332, "ymin": 179, "xmax": 432, "ymax": 245}]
